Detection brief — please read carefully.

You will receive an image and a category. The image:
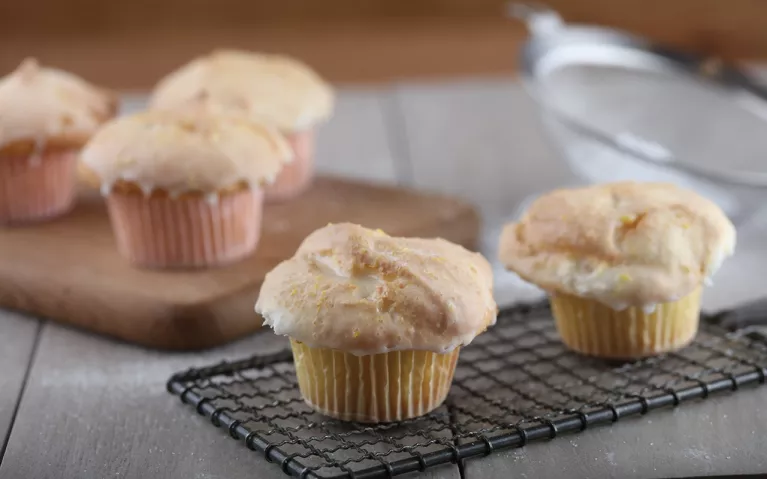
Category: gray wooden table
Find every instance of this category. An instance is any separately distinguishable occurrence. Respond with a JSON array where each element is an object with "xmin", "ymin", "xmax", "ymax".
[{"xmin": 2, "ymin": 79, "xmax": 767, "ymax": 479}]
